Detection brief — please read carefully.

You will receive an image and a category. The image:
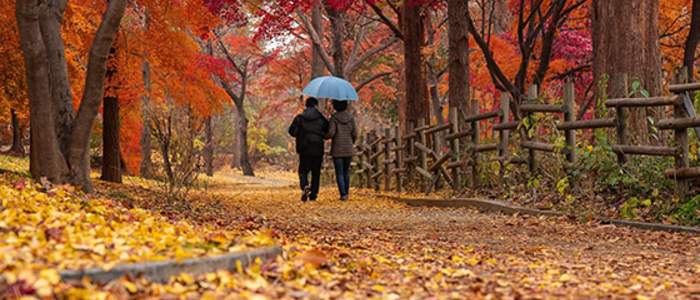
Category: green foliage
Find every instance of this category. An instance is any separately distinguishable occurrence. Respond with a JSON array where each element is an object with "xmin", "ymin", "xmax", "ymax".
[
  {"xmin": 572, "ymin": 131, "xmax": 674, "ymax": 198},
  {"xmin": 620, "ymin": 197, "xmax": 652, "ymax": 219},
  {"xmin": 671, "ymin": 195, "xmax": 700, "ymax": 225}
]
